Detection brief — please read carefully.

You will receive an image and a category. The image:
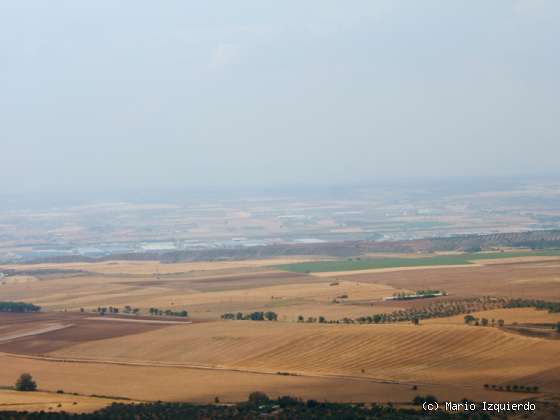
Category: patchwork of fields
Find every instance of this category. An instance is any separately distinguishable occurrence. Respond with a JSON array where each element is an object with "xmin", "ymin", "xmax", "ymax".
[{"xmin": 1, "ymin": 253, "xmax": 560, "ymax": 412}]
